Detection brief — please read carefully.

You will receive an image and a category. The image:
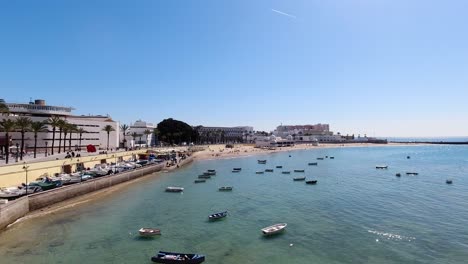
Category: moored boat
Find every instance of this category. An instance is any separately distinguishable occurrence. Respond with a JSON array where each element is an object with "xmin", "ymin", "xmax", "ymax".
[
  {"xmin": 256, "ymin": 171, "xmax": 264, "ymax": 174},
  {"xmin": 265, "ymin": 169, "xmax": 274, "ymax": 172},
  {"xmin": 306, "ymin": 180, "xmax": 318, "ymax": 185},
  {"xmin": 219, "ymin": 186, "xmax": 233, "ymax": 191},
  {"xmin": 151, "ymin": 251, "xmax": 205, "ymax": 263},
  {"xmin": 294, "ymin": 169, "xmax": 305, "ymax": 173},
  {"xmin": 139, "ymin": 228, "xmax": 161, "ymax": 237},
  {"xmin": 198, "ymin": 175, "xmax": 211, "ymax": 179},
  {"xmin": 308, "ymin": 162, "xmax": 318, "ymax": 166},
  {"xmin": 194, "ymin": 179, "xmax": 206, "ymax": 183},
  {"xmin": 317, "ymin": 157, "xmax": 324, "ymax": 160},
  {"xmin": 396, "ymin": 173, "xmax": 401, "ymax": 177},
  {"xmin": 406, "ymin": 172, "xmax": 419, "ymax": 175},
  {"xmin": 261, "ymin": 223, "xmax": 287, "ymax": 236},
  {"xmin": 376, "ymin": 165, "xmax": 388, "ymax": 169},
  {"xmin": 203, "ymin": 171, "xmax": 216, "ymax": 176},
  {"xmin": 293, "ymin": 177, "xmax": 306, "ymax": 181},
  {"xmin": 276, "ymin": 166, "xmax": 283, "ymax": 168},
  {"xmin": 208, "ymin": 211, "xmax": 227, "ymax": 220},
  {"xmin": 233, "ymin": 168, "xmax": 242, "ymax": 171},
  {"xmin": 330, "ymin": 157, "xmax": 335, "ymax": 159},
  {"xmin": 281, "ymin": 171, "xmax": 291, "ymax": 174},
  {"xmin": 231, "ymin": 170, "xmax": 240, "ymax": 173},
  {"xmin": 446, "ymin": 179, "xmax": 453, "ymax": 184},
  {"xmin": 165, "ymin": 187, "xmax": 184, "ymax": 192},
  {"xmin": 258, "ymin": 160, "xmax": 267, "ymax": 164}
]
